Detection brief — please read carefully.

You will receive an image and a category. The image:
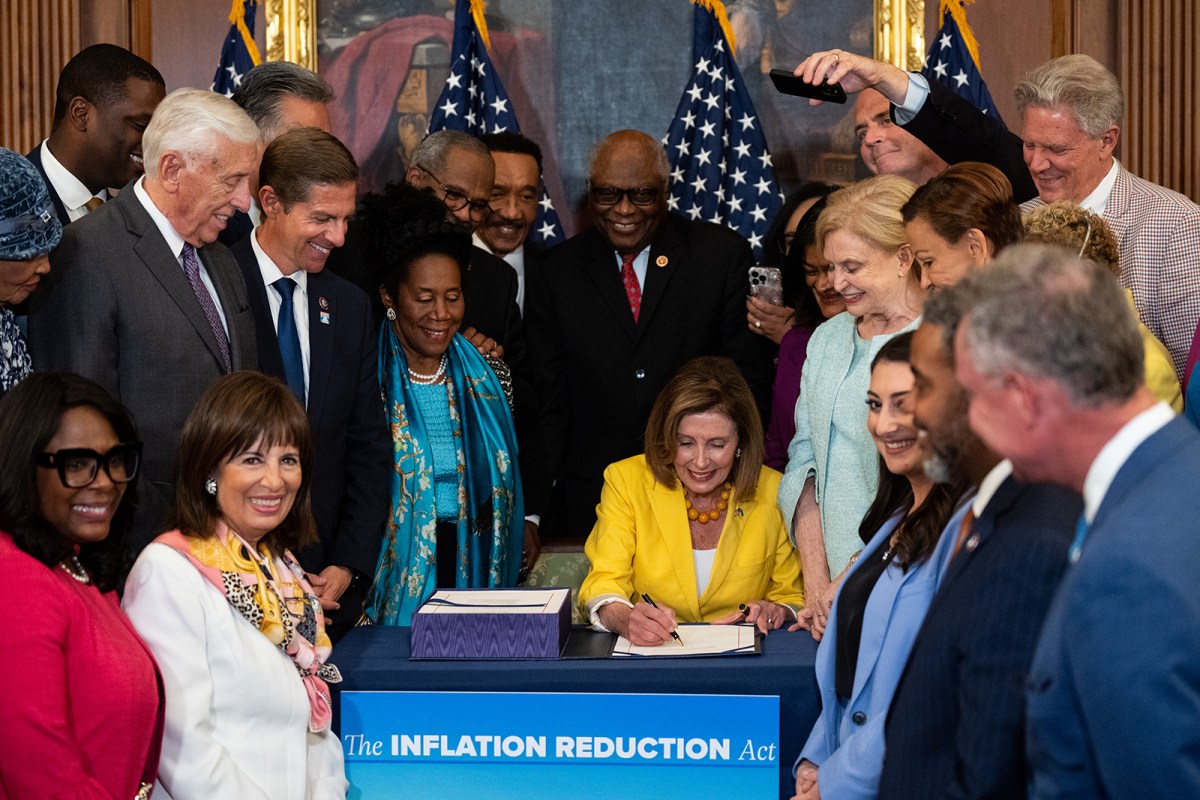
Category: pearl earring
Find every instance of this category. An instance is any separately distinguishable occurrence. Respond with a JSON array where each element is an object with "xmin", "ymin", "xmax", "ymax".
[
  {"xmin": 205, "ymin": 477, "xmax": 217, "ymax": 496},
  {"xmin": 386, "ymin": 307, "xmax": 397, "ymax": 321}
]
